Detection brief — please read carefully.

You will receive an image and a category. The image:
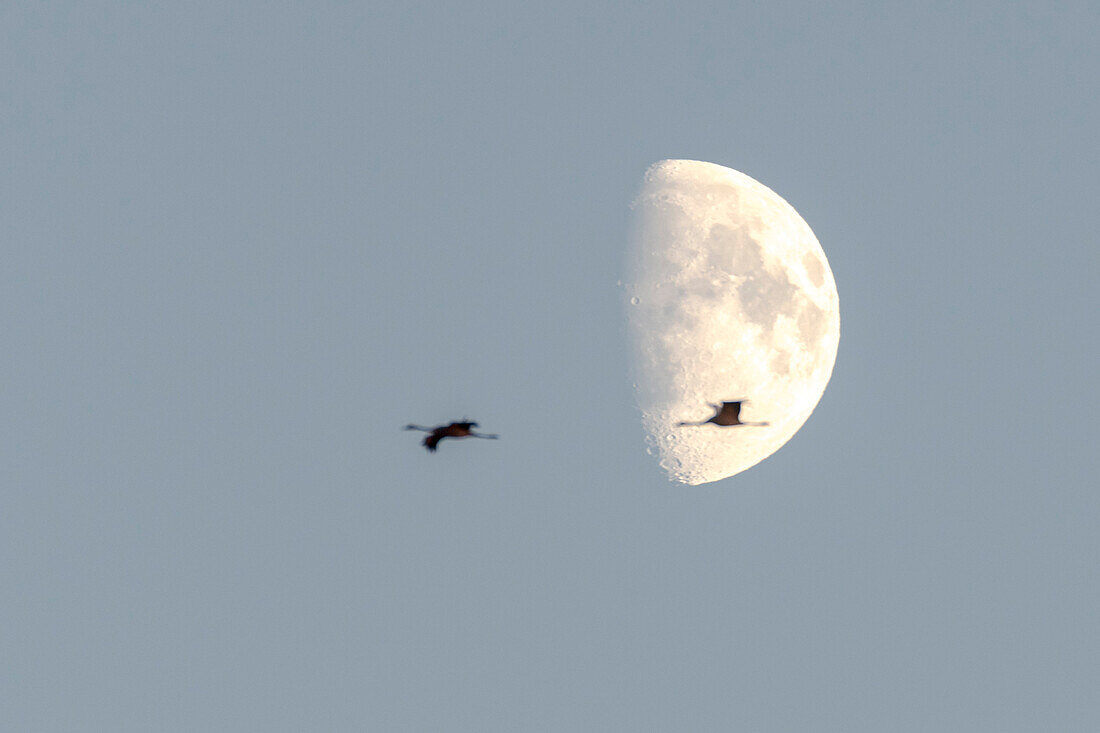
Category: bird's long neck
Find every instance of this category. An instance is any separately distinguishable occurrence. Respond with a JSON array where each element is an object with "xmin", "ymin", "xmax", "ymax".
[{"xmin": 404, "ymin": 424, "xmax": 432, "ymax": 432}]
